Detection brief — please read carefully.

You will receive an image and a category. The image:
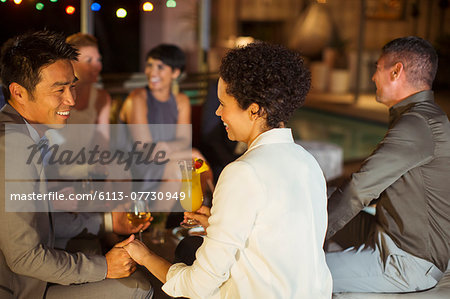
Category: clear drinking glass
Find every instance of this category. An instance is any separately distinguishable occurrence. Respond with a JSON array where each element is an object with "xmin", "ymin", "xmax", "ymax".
[
  {"xmin": 126, "ymin": 200, "xmax": 151, "ymax": 241},
  {"xmin": 178, "ymin": 160, "xmax": 203, "ymax": 228}
]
